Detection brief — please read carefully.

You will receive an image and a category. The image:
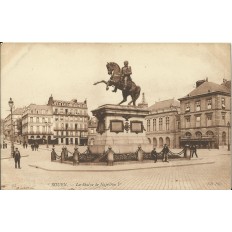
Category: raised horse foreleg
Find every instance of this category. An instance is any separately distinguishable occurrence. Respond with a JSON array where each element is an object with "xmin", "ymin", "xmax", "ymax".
[{"xmin": 93, "ymin": 80, "xmax": 109, "ymax": 90}]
